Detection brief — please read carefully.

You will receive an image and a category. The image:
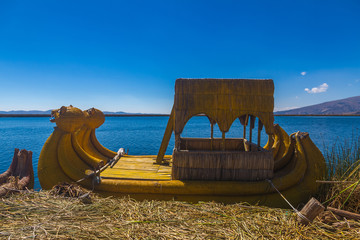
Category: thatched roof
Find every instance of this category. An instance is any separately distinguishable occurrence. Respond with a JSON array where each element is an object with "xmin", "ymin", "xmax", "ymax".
[{"xmin": 174, "ymin": 78, "xmax": 274, "ymax": 135}]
